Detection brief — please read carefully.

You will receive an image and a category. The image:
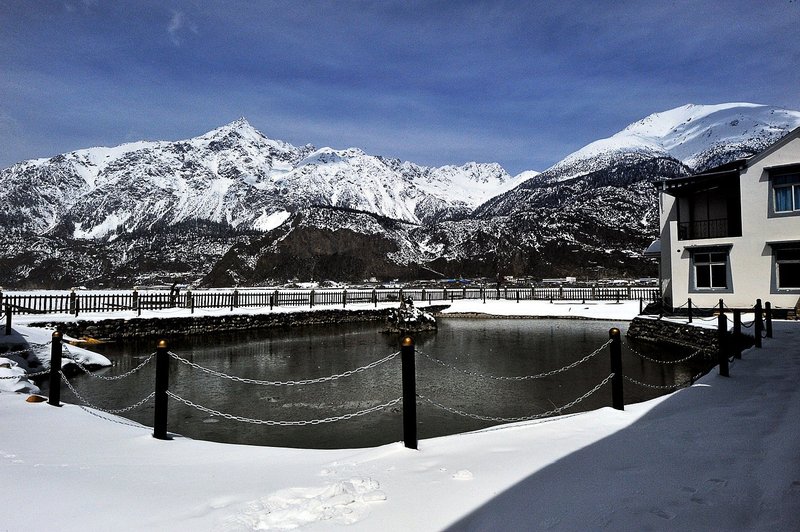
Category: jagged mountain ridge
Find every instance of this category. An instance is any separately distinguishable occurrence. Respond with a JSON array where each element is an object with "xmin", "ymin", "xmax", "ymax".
[
  {"xmin": 0, "ymin": 118, "xmax": 529, "ymax": 239},
  {"xmin": 2, "ymin": 103, "xmax": 800, "ymax": 287}
]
